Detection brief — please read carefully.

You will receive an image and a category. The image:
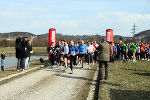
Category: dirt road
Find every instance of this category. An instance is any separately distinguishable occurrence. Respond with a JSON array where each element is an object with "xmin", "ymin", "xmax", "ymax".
[{"xmin": 0, "ymin": 64, "xmax": 97, "ymax": 100}]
